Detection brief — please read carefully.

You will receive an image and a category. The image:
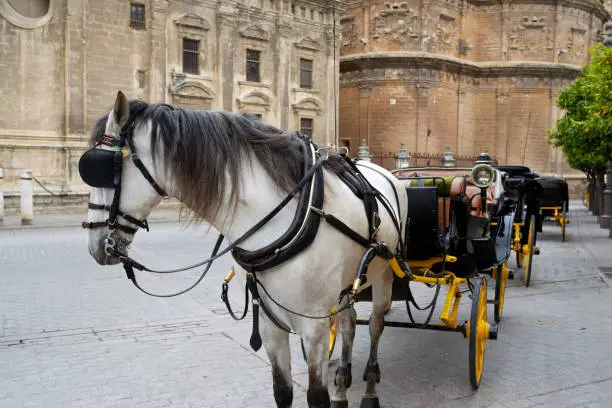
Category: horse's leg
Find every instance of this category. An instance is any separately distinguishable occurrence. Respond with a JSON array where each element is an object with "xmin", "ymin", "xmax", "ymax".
[
  {"xmin": 302, "ymin": 321, "xmax": 332, "ymax": 408},
  {"xmin": 360, "ymin": 268, "xmax": 393, "ymax": 408},
  {"xmin": 330, "ymin": 305, "xmax": 357, "ymax": 408},
  {"xmin": 261, "ymin": 316, "xmax": 293, "ymax": 408}
]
